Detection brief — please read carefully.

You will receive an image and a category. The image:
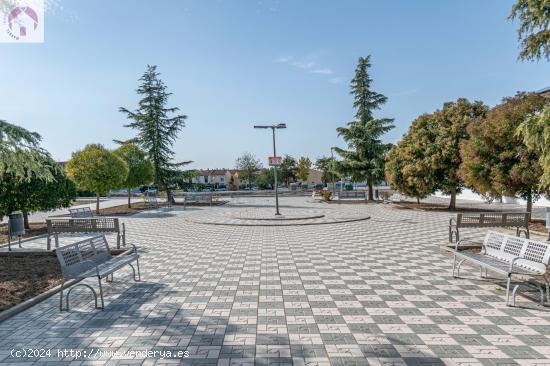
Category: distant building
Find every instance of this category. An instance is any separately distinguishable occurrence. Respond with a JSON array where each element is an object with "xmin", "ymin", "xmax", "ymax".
[
  {"xmin": 536, "ymin": 86, "xmax": 550, "ymax": 98},
  {"xmin": 193, "ymin": 169, "xmax": 241, "ymax": 189}
]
